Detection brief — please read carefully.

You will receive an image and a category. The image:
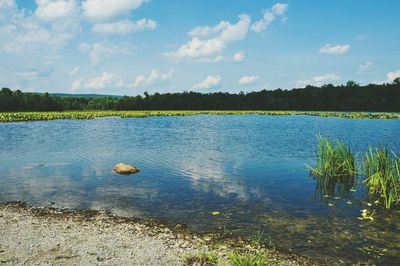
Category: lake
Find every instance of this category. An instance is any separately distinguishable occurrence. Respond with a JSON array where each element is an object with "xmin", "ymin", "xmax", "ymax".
[{"xmin": 0, "ymin": 115, "xmax": 399, "ymax": 264}]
